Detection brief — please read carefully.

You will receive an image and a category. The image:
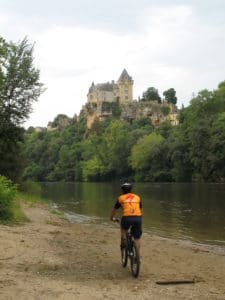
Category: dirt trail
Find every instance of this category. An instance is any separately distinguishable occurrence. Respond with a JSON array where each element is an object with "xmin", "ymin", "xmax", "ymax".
[{"xmin": 0, "ymin": 203, "xmax": 225, "ymax": 299}]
